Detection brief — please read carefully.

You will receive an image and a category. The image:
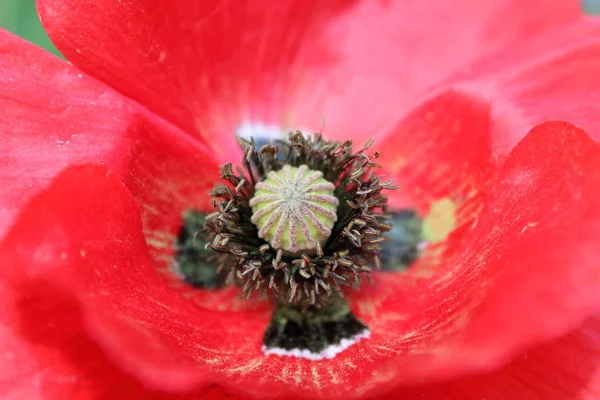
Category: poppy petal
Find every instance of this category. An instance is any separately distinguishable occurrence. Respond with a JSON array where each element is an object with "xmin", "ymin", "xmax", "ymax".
[
  {"xmin": 78, "ymin": 316, "xmax": 599, "ymax": 400},
  {"xmin": 0, "ymin": 165, "xmax": 214, "ymax": 399},
  {"xmin": 375, "ymin": 89, "xmax": 496, "ymax": 271},
  {"xmin": 450, "ymin": 17, "xmax": 600, "ymax": 155},
  {"xmin": 3, "ymin": 122, "xmax": 598, "ymax": 398},
  {"xmin": 0, "ymin": 279, "xmax": 193, "ymax": 400},
  {"xmin": 377, "ymin": 89, "xmax": 495, "ymax": 211},
  {"xmin": 200, "ymin": 318, "xmax": 600, "ymax": 399},
  {"xmin": 37, "ymin": 0, "xmax": 581, "ymax": 151},
  {"xmin": 353, "ymin": 121, "xmax": 600, "ymax": 391},
  {"xmin": 286, "ymin": 0, "xmax": 583, "ymax": 142},
  {"xmin": 0, "ymin": 30, "xmax": 222, "ymax": 297},
  {"xmin": 36, "ymin": 0, "xmax": 355, "ymax": 160},
  {"xmin": 387, "ymin": 317, "xmax": 600, "ymax": 399},
  {"xmin": 448, "ymin": 121, "xmax": 600, "ymax": 357},
  {"xmin": 0, "ymin": 29, "xmax": 135, "ymax": 238}
]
